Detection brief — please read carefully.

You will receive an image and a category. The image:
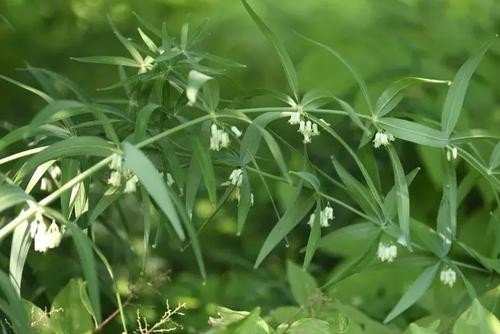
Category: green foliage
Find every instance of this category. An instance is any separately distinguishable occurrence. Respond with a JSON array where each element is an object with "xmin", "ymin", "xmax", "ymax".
[{"xmin": 0, "ymin": 0, "xmax": 498, "ymax": 333}]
